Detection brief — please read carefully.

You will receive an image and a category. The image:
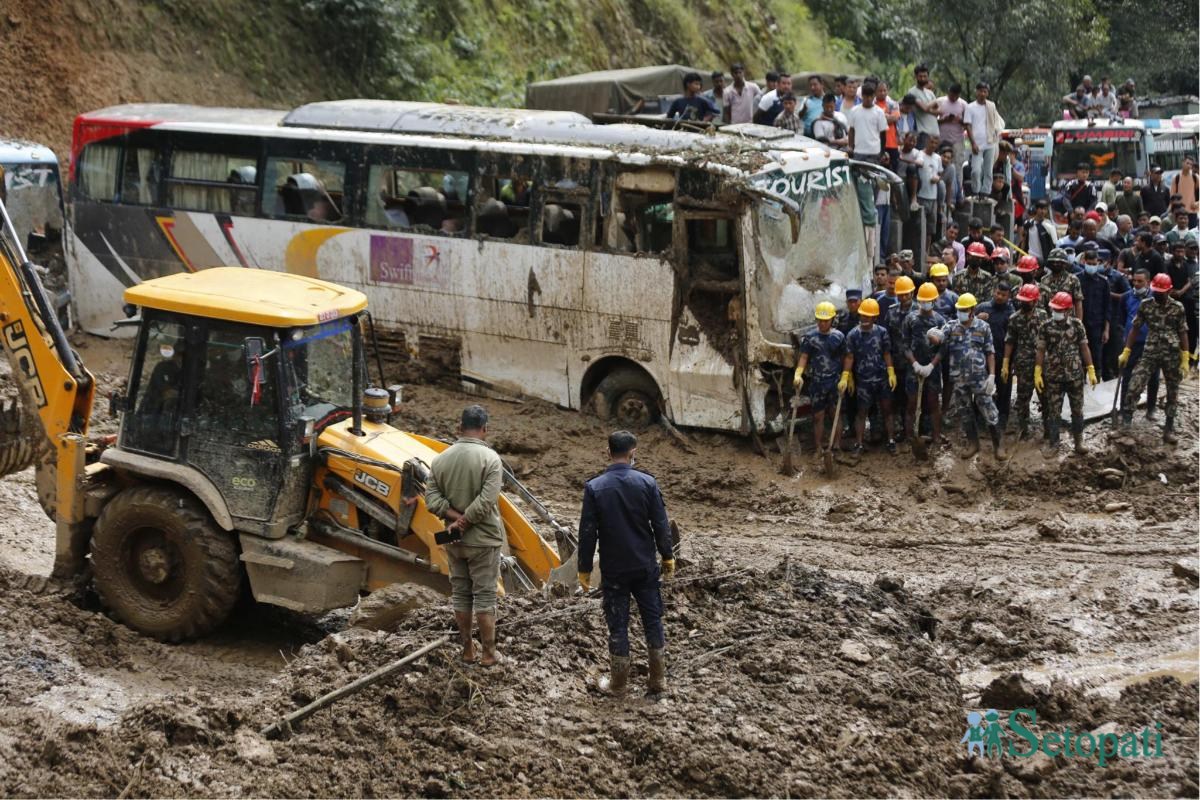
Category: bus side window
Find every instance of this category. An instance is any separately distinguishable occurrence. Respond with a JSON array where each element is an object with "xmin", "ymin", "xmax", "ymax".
[
  {"xmin": 120, "ymin": 147, "xmax": 160, "ymax": 206},
  {"xmin": 611, "ymin": 191, "xmax": 673, "ymax": 253},
  {"xmin": 685, "ymin": 216, "xmax": 738, "ymax": 279},
  {"xmin": 474, "ymin": 176, "xmax": 530, "ymax": 241},
  {"xmin": 168, "ymin": 150, "xmax": 256, "ymax": 213},
  {"xmin": 367, "ymin": 166, "xmax": 469, "ymax": 235},
  {"xmin": 78, "ymin": 143, "xmax": 120, "ymax": 202},
  {"xmin": 264, "ymin": 157, "xmax": 345, "ymax": 222}
]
